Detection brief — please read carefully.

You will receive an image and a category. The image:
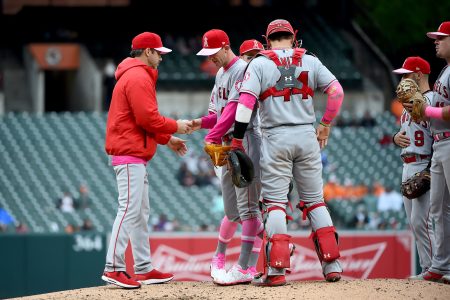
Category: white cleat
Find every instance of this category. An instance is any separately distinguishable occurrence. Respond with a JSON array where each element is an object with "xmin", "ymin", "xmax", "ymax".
[
  {"xmin": 210, "ymin": 253, "xmax": 226, "ymax": 281},
  {"xmin": 215, "ymin": 264, "xmax": 253, "ymax": 286}
]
